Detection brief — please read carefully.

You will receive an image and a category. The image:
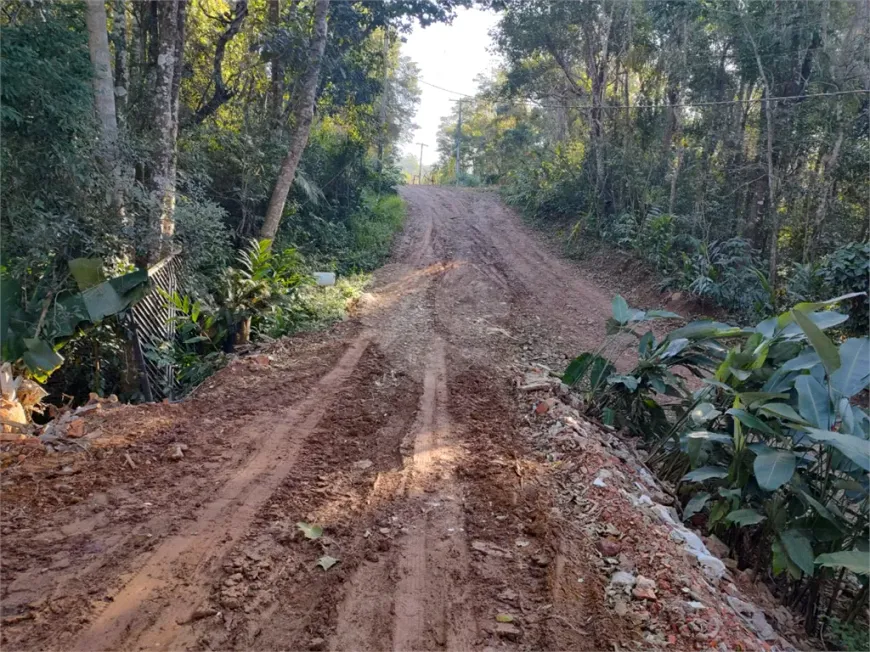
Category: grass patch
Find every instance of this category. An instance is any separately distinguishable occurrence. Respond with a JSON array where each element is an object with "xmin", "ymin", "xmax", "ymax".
[
  {"xmin": 342, "ymin": 191, "xmax": 406, "ymax": 272},
  {"xmin": 296, "ymin": 273, "xmax": 371, "ymax": 330}
]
